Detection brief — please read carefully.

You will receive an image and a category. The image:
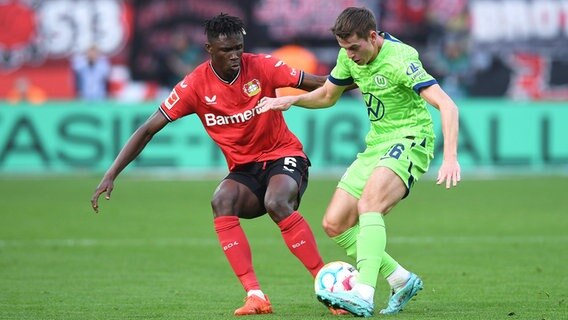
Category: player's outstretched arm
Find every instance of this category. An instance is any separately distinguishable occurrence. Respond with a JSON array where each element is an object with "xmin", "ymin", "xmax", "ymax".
[
  {"xmin": 420, "ymin": 84, "xmax": 461, "ymax": 189},
  {"xmin": 301, "ymin": 73, "xmax": 359, "ymax": 93},
  {"xmin": 299, "ymin": 73, "xmax": 327, "ymax": 92},
  {"xmin": 259, "ymin": 79, "xmax": 345, "ymax": 112},
  {"xmin": 90, "ymin": 111, "xmax": 169, "ymax": 213}
]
